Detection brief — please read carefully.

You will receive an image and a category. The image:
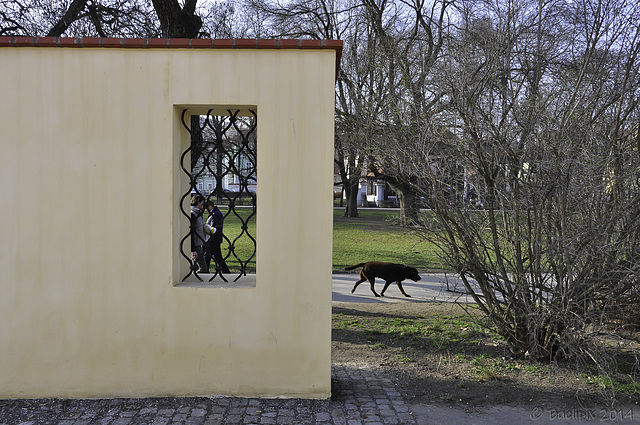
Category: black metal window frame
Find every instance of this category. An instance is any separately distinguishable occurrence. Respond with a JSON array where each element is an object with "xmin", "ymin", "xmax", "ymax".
[{"xmin": 179, "ymin": 107, "xmax": 257, "ymax": 283}]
